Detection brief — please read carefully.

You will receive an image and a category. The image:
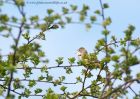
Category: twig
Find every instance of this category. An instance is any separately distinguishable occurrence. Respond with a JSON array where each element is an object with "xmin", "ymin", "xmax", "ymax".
[
  {"xmin": 6, "ymin": 0, "xmax": 25, "ymax": 97},
  {"xmin": 128, "ymin": 86, "xmax": 138, "ymax": 96},
  {"xmin": 27, "ymin": 34, "xmax": 40, "ymax": 44},
  {"xmin": 132, "ymin": 46, "xmax": 140, "ymax": 54},
  {"xmin": 0, "ymin": 84, "xmax": 22, "ymax": 95},
  {"xmin": 101, "ymin": 79, "xmax": 139, "ymax": 99},
  {"xmin": 16, "ymin": 64, "xmax": 80, "ymax": 70},
  {"xmin": 82, "ymin": 68, "xmax": 89, "ymax": 90},
  {"xmin": 0, "ymin": 79, "xmax": 77, "ymax": 85},
  {"xmin": 95, "ymin": 39, "xmax": 138, "ymax": 54},
  {"xmin": 70, "ymin": 68, "xmax": 89, "ymax": 99},
  {"xmin": 78, "ymin": 94, "xmax": 98, "ymax": 98},
  {"xmin": 96, "ymin": 0, "xmax": 108, "ymax": 86}
]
